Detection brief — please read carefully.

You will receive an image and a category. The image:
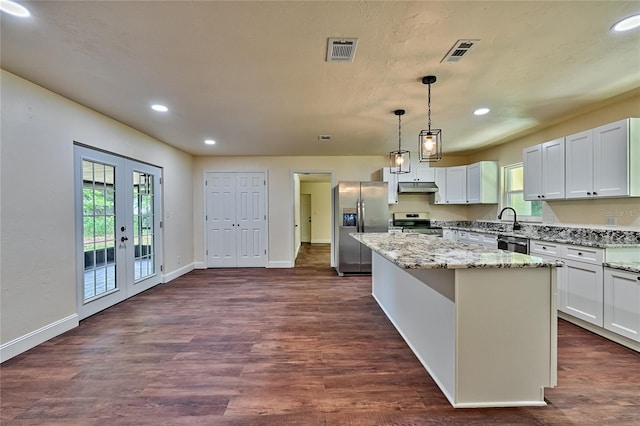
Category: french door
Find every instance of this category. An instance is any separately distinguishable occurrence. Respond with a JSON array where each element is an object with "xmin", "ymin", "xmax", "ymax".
[{"xmin": 74, "ymin": 145, "xmax": 163, "ymax": 320}]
